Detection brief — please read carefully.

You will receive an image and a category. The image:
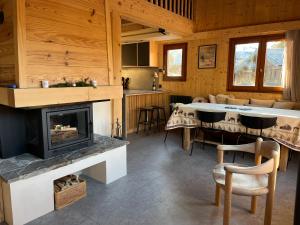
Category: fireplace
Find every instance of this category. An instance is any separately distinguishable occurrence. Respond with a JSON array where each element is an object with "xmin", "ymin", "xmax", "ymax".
[
  {"xmin": 27, "ymin": 104, "xmax": 94, "ymax": 158},
  {"xmin": 0, "ymin": 103, "xmax": 94, "ymax": 159}
]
